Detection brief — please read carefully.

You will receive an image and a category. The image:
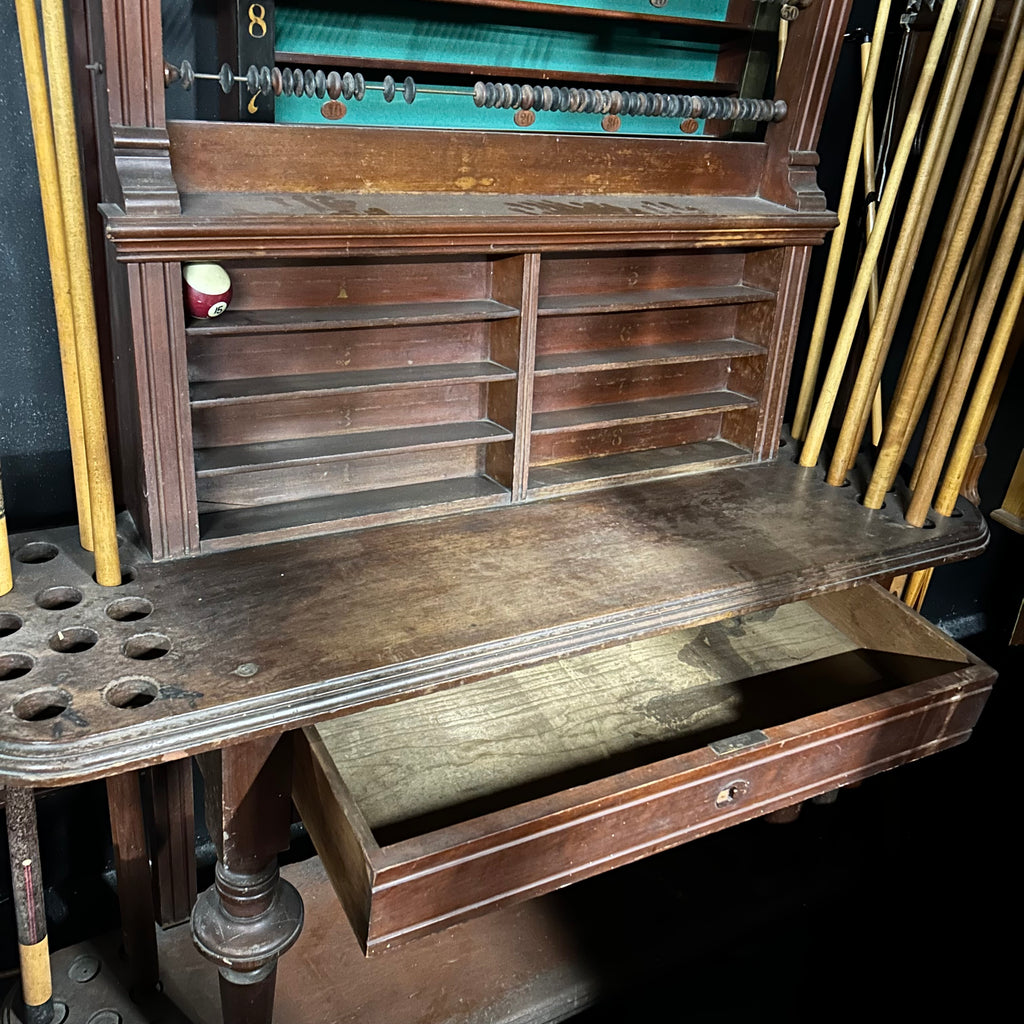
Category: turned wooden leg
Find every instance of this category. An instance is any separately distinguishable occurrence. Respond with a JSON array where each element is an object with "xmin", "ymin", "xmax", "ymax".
[
  {"xmin": 4, "ymin": 787, "xmax": 54, "ymax": 1024},
  {"xmin": 192, "ymin": 736, "xmax": 303, "ymax": 1024}
]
